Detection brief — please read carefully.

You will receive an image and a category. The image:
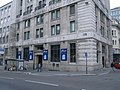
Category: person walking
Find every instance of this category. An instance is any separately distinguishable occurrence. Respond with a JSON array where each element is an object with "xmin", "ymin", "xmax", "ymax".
[{"xmin": 111, "ymin": 62, "xmax": 115, "ymax": 72}]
